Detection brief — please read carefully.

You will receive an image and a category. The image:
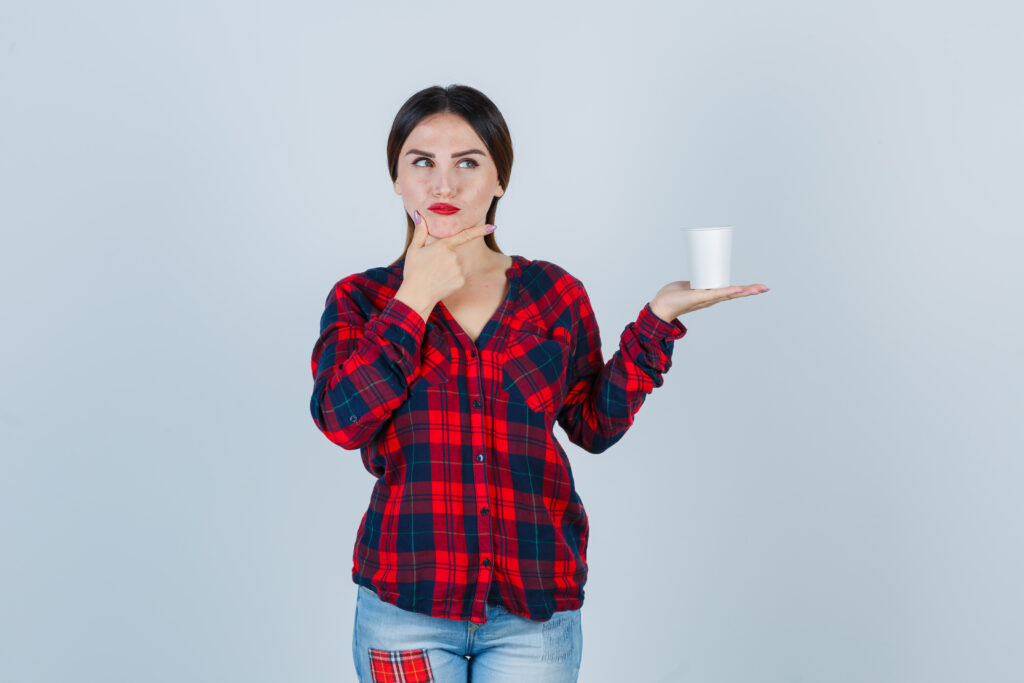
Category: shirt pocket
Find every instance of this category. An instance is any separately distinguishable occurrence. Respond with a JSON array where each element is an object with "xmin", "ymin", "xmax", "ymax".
[
  {"xmin": 501, "ymin": 325, "xmax": 571, "ymax": 415},
  {"xmin": 415, "ymin": 323, "xmax": 450, "ymax": 388}
]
